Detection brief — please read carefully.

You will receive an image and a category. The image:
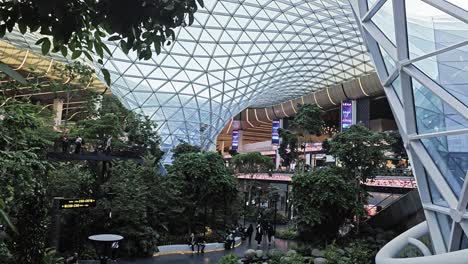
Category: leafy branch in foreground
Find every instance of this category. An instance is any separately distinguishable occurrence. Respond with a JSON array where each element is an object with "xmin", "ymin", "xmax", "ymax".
[{"xmin": 0, "ymin": 0, "xmax": 205, "ymax": 84}]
